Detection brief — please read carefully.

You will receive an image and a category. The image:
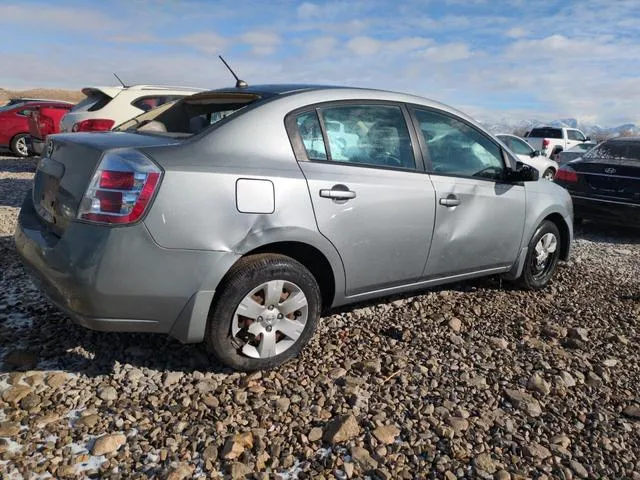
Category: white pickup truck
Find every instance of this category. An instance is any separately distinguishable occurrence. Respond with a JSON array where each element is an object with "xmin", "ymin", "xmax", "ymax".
[{"xmin": 524, "ymin": 126, "xmax": 594, "ymax": 159}]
